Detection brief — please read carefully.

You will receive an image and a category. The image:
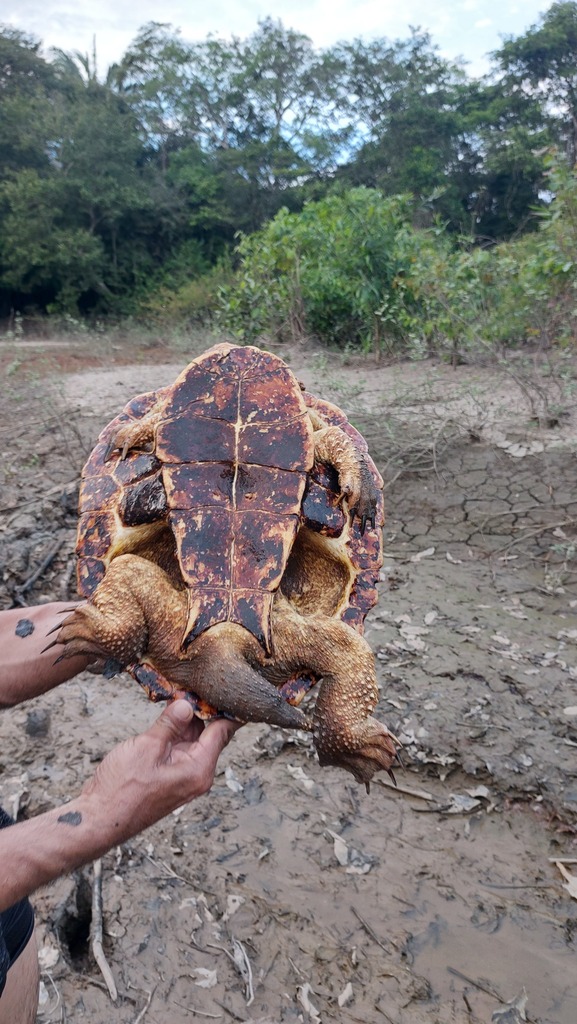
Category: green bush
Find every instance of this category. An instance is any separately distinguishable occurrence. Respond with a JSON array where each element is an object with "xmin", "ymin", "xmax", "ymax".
[
  {"xmin": 218, "ymin": 188, "xmax": 444, "ymax": 353},
  {"xmin": 136, "ymin": 254, "xmax": 235, "ymax": 324},
  {"xmin": 219, "ymin": 161, "xmax": 577, "ymax": 357}
]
